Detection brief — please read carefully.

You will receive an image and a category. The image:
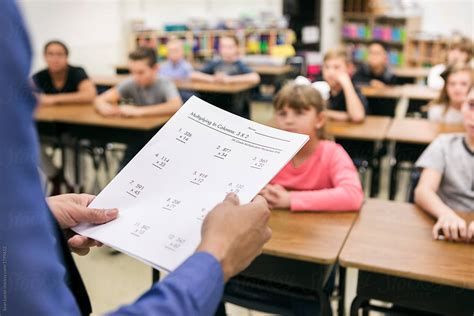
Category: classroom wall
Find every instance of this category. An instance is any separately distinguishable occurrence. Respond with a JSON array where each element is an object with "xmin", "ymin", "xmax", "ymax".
[
  {"xmin": 20, "ymin": 0, "xmax": 282, "ymax": 75},
  {"xmin": 416, "ymin": 0, "xmax": 473, "ymax": 38}
]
